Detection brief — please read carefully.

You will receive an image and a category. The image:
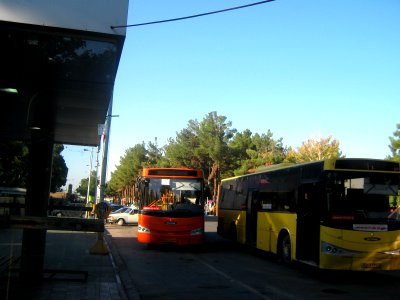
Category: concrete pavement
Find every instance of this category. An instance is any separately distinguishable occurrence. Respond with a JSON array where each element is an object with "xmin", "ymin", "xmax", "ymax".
[
  {"xmin": 0, "ymin": 228, "xmax": 127, "ymax": 300},
  {"xmin": 0, "ymin": 216, "xmax": 218, "ymax": 299}
]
